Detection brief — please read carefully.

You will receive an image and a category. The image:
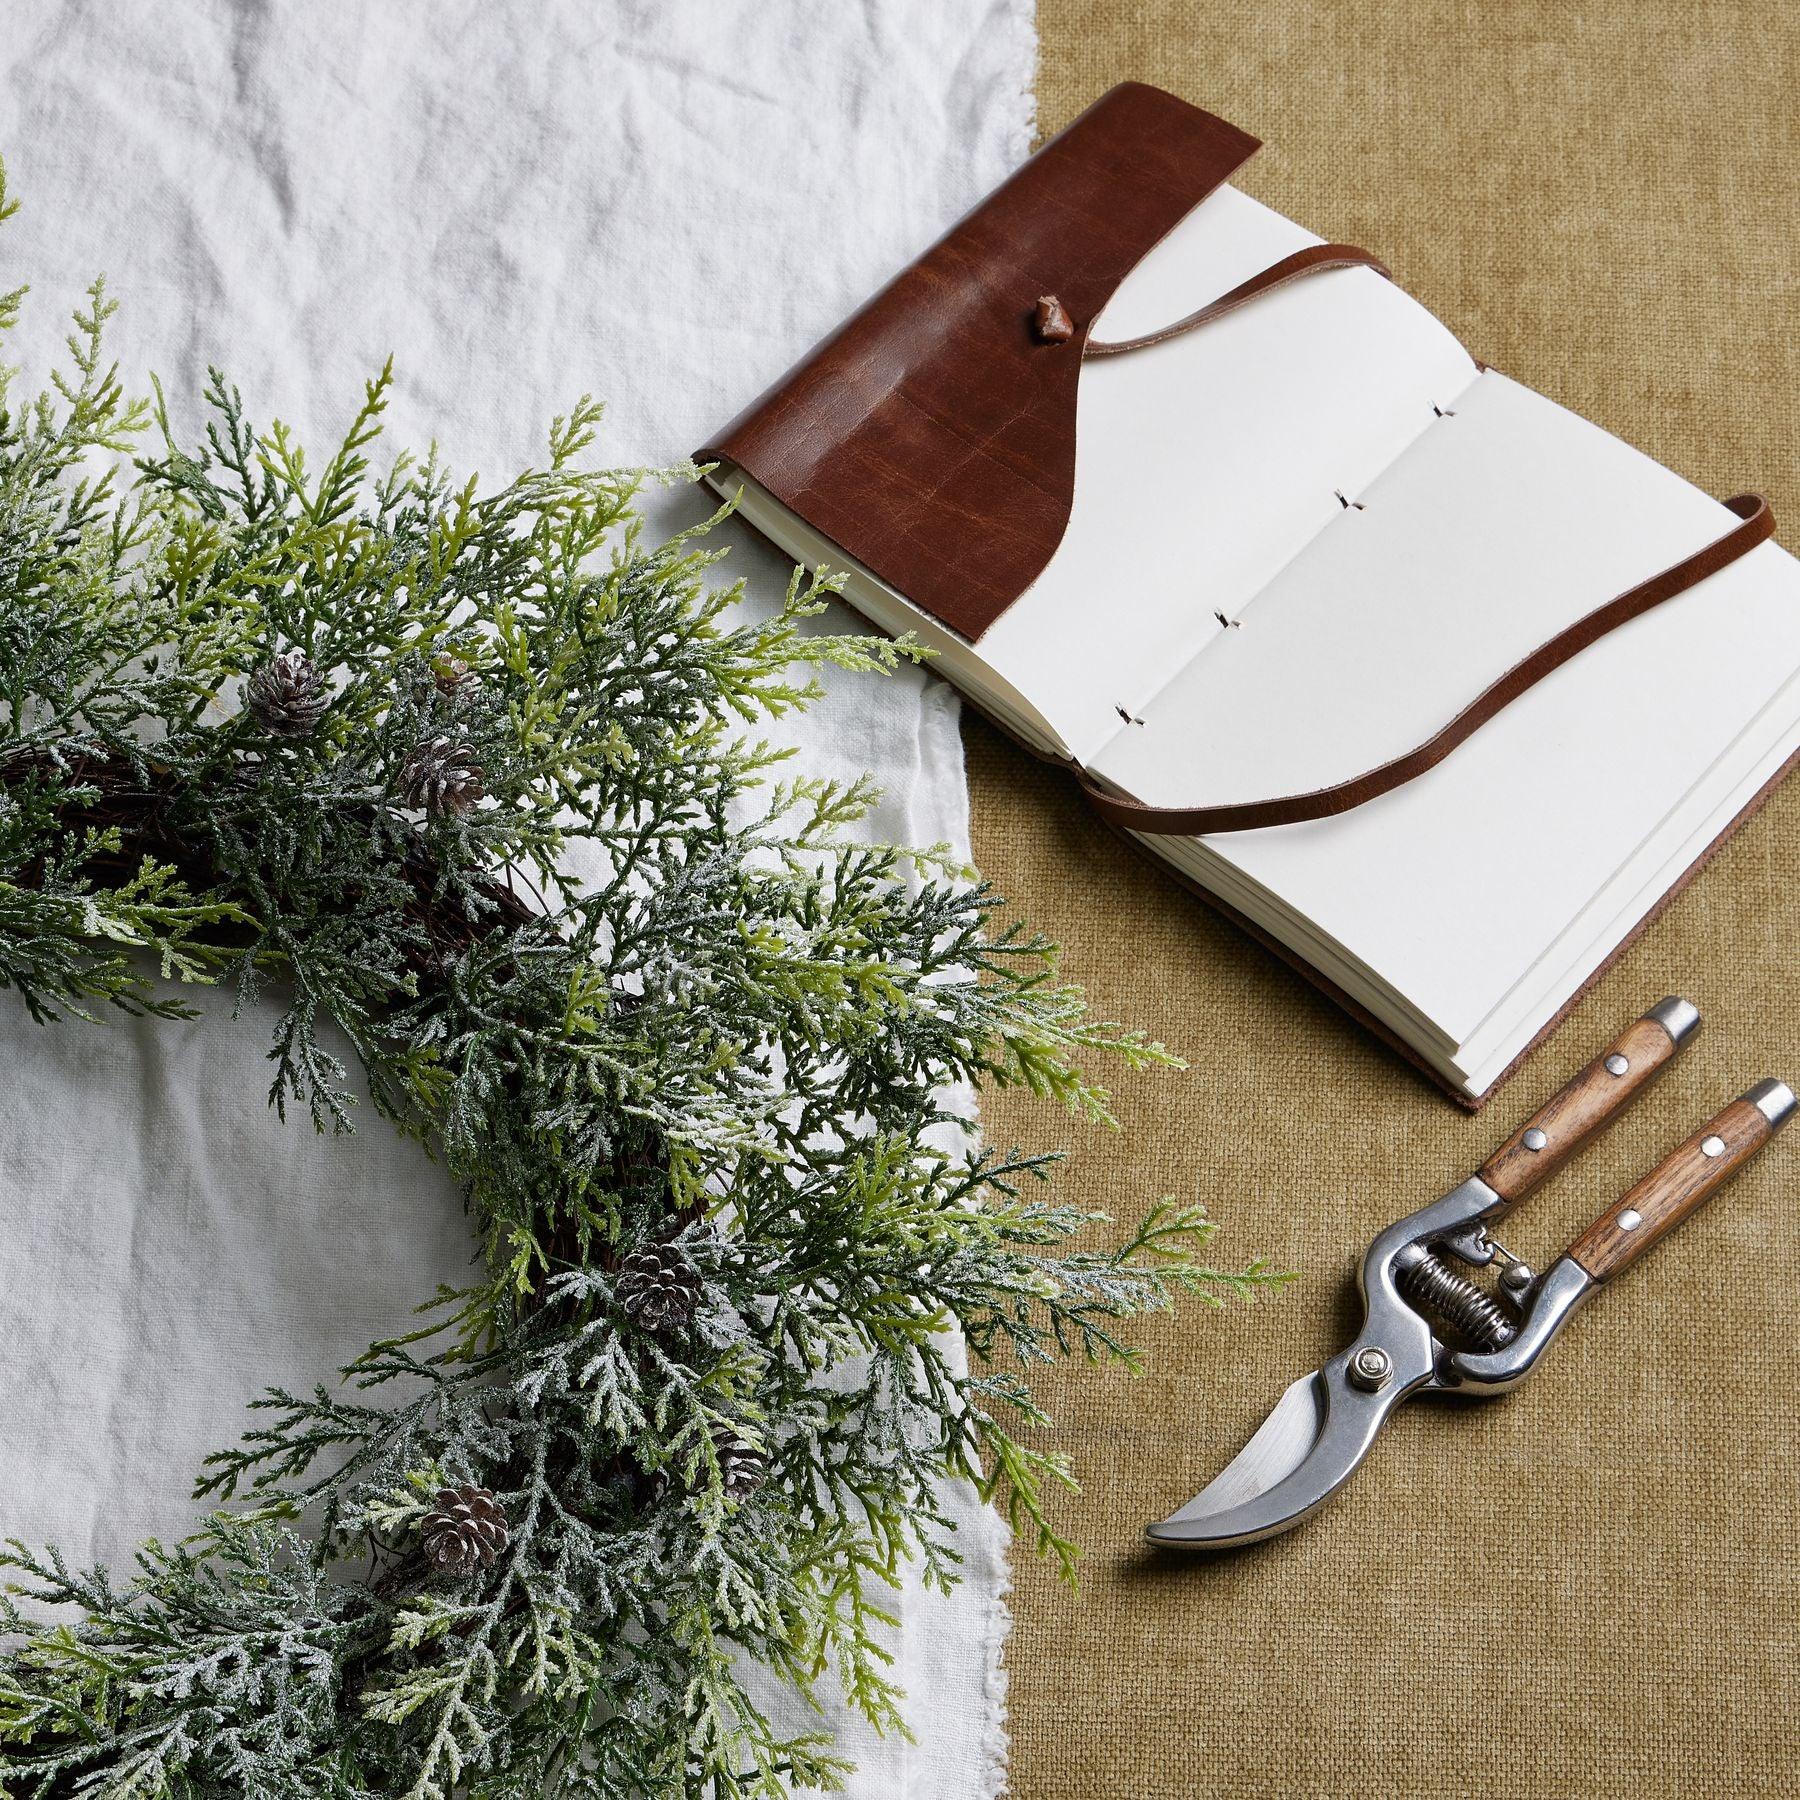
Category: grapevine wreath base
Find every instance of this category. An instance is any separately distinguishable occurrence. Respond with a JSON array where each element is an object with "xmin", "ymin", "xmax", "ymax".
[{"xmin": 0, "ymin": 169, "xmax": 1274, "ymax": 1799}]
